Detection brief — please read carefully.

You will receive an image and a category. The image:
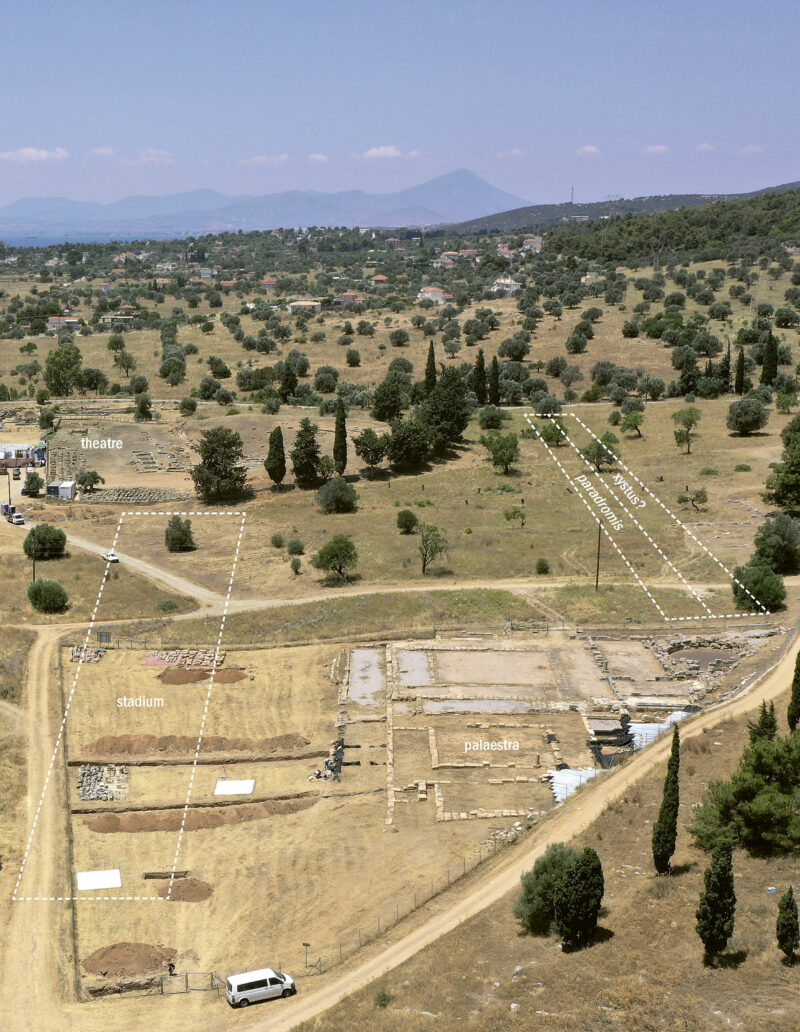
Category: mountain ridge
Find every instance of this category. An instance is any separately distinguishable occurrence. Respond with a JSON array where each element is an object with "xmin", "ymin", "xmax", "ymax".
[{"xmin": 0, "ymin": 170, "xmax": 529, "ymax": 244}]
